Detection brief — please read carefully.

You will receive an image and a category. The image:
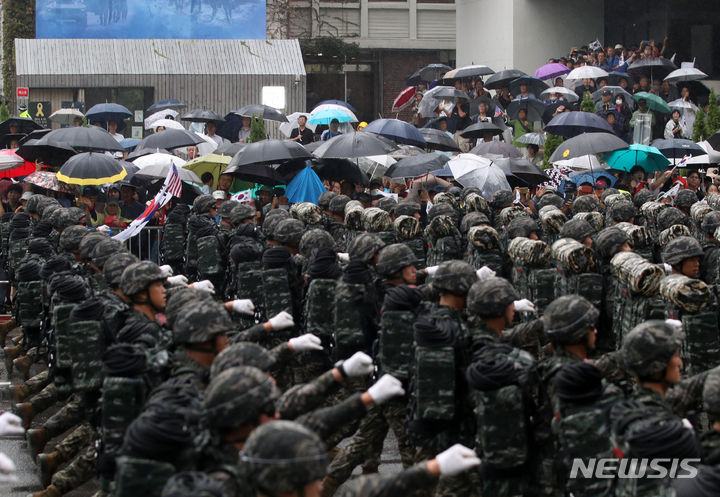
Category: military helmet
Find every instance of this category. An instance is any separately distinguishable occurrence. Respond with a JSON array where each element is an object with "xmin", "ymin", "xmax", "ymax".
[
  {"xmin": 460, "ymin": 212, "xmax": 490, "ymax": 234},
  {"xmin": 344, "ymin": 206, "xmax": 365, "ymax": 231},
  {"xmin": 375, "ymin": 243, "xmax": 417, "ymax": 277},
  {"xmin": 241, "ymin": 420, "xmax": 328, "ymax": 494},
  {"xmin": 464, "ymin": 192, "xmax": 489, "ymax": 214},
  {"xmin": 467, "ymin": 277, "xmax": 518, "ymax": 317},
  {"xmin": 66, "ymin": 207, "xmax": 87, "ymax": 224},
  {"xmin": 41, "ymin": 203, "xmax": 62, "ymax": 222},
  {"xmin": 58, "ymin": 225, "xmax": 88, "ymax": 253},
  {"xmin": 27, "ymin": 238, "xmax": 55, "ymax": 258},
  {"xmin": 595, "ymin": 227, "xmax": 629, "ymax": 261},
  {"xmin": 433, "ymin": 192, "xmax": 460, "ymax": 212},
  {"xmin": 193, "ymin": 194, "xmax": 216, "ymax": 214},
  {"xmin": 345, "ymin": 200, "xmax": 363, "ymax": 213},
  {"xmin": 702, "ymin": 210, "xmax": 720, "ymax": 234},
  {"xmin": 428, "ymin": 203, "xmax": 458, "ymax": 224},
  {"xmin": 78, "ymin": 232, "xmax": 108, "ymax": 260},
  {"xmin": 608, "ymin": 200, "xmax": 635, "ymax": 223},
  {"xmin": 25, "ymin": 194, "xmax": 43, "ymax": 215},
  {"xmin": 91, "ymin": 238, "xmax": 125, "ymax": 270},
  {"xmin": 537, "ymin": 193, "xmax": 563, "ymax": 210},
  {"xmin": 375, "ymin": 197, "xmax": 397, "ymax": 213},
  {"xmin": 173, "ymin": 300, "xmax": 233, "ymax": 345},
  {"xmin": 161, "ymin": 471, "xmax": 229, "ymax": 497},
  {"xmin": 704, "ymin": 368, "xmax": 720, "ymax": 418},
  {"xmin": 218, "ymin": 199, "xmax": 239, "ymax": 219},
  {"xmin": 507, "ymin": 216, "xmax": 538, "ymax": 240},
  {"xmin": 211, "ymin": 342, "xmax": 274, "ymax": 378},
  {"xmin": 544, "ymin": 295, "xmax": 600, "ymax": 344},
  {"xmin": 164, "ymin": 288, "xmax": 213, "ymax": 329},
  {"xmin": 601, "ymin": 188, "xmax": 619, "ymax": 203},
  {"xmin": 348, "ymin": 233, "xmax": 385, "ymax": 263},
  {"xmin": 559, "ymin": 218, "xmax": 594, "ymax": 242},
  {"xmin": 363, "ymin": 207, "xmax": 392, "ymax": 232},
  {"xmin": 499, "ymin": 206, "xmax": 527, "ymax": 228},
  {"xmin": 674, "ymin": 189, "xmax": 698, "ymax": 208},
  {"xmin": 104, "ymin": 252, "xmax": 139, "ymax": 288},
  {"xmin": 273, "ymin": 218, "xmax": 305, "ymax": 247},
  {"xmin": 205, "ymin": 366, "xmax": 279, "ymax": 429},
  {"xmin": 462, "ymin": 186, "xmax": 482, "ymax": 199},
  {"xmin": 572, "ymin": 195, "xmax": 599, "ymax": 214},
  {"xmin": 662, "ymin": 236, "xmax": 704, "ymax": 266},
  {"xmin": 656, "ymin": 207, "xmax": 688, "ymax": 232},
  {"xmin": 490, "ymin": 189, "xmax": 514, "ymax": 209},
  {"xmin": 633, "ymin": 188, "xmax": 655, "ymax": 208},
  {"xmin": 467, "ymin": 225, "xmax": 500, "ymax": 250},
  {"xmin": 329, "ymin": 194, "xmax": 351, "ymax": 215},
  {"xmin": 299, "ymin": 229, "xmax": 335, "ymax": 259},
  {"xmin": 229, "ymin": 203, "xmax": 256, "ymax": 226},
  {"xmin": 431, "ymin": 260, "xmax": 476, "ymax": 296},
  {"xmin": 291, "ymin": 202, "xmax": 322, "ymax": 225},
  {"xmin": 50, "ymin": 208, "xmax": 77, "ymax": 231},
  {"xmin": 262, "ymin": 209, "xmax": 290, "ymax": 240},
  {"xmin": 392, "ymin": 215, "xmax": 420, "ymax": 240},
  {"xmin": 318, "ymin": 191, "xmax": 337, "ymax": 210},
  {"xmin": 119, "ymin": 261, "xmax": 166, "ymax": 297},
  {"xmin": 622, "ymin": 320, "xmax": 684, "ymax": 377},
  {"xmin": 393, "ymin": 200, "xmax": 420, "ymax": 217}
]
